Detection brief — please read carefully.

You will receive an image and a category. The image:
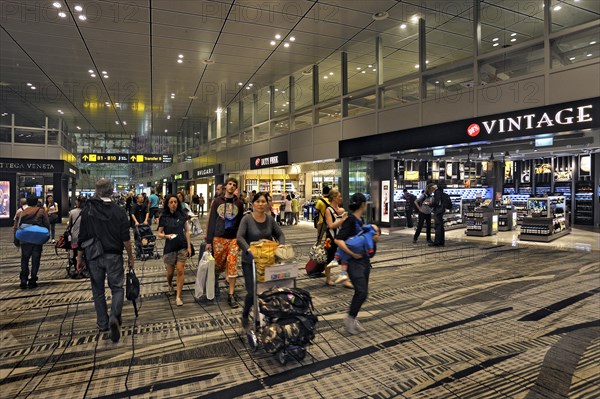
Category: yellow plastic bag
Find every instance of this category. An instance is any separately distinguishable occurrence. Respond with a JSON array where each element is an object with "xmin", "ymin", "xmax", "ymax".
[{"xmin": 249, "ymin": 240, "xmax": 279, "ymax": 268}]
